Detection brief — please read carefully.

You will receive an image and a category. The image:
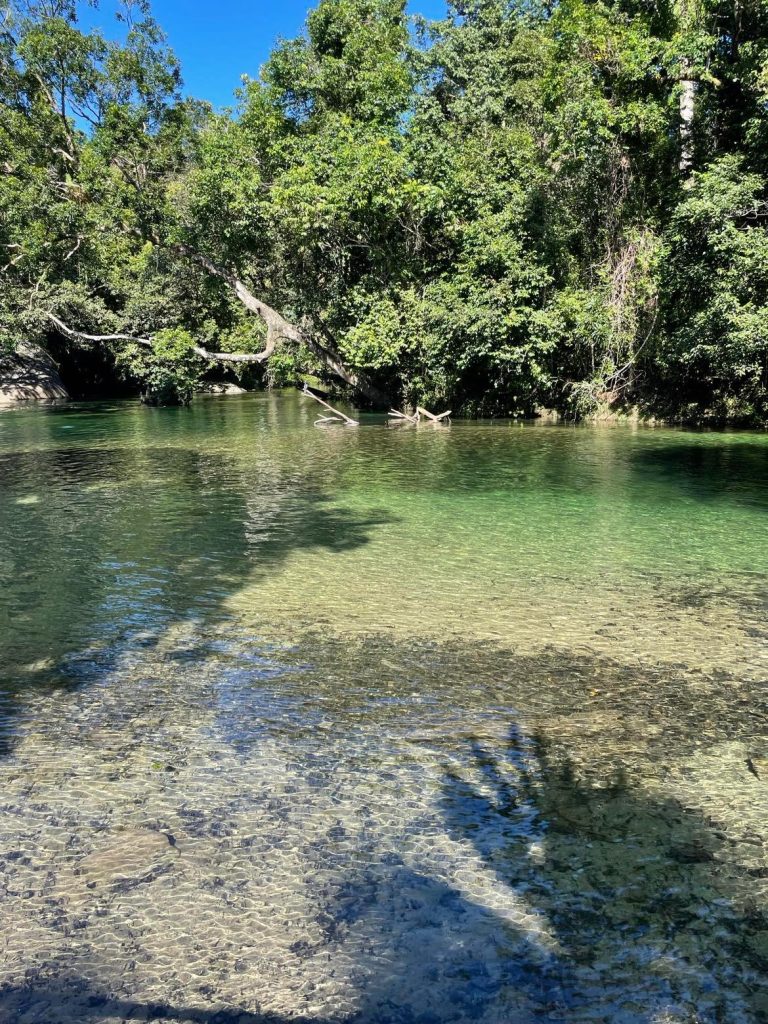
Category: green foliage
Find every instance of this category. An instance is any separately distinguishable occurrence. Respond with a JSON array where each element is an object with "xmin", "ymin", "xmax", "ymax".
[
  {"xmin": 2, "ymin": 0, "xmax": 768, "ymax": 419},
  {"xmin": 660, "ymin": 157, "xmax": 768, "ymax": 420},
  {"xmin": 265, "ymin": 0, "xmax": 411, "ymax": 123},
  {"xmin": 265, "ymin": 347, "xmax": 306, "ymax": 389},
  {"xmin": 117, "ymin": 328, "xmax": 202, "ymax": 405}
]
